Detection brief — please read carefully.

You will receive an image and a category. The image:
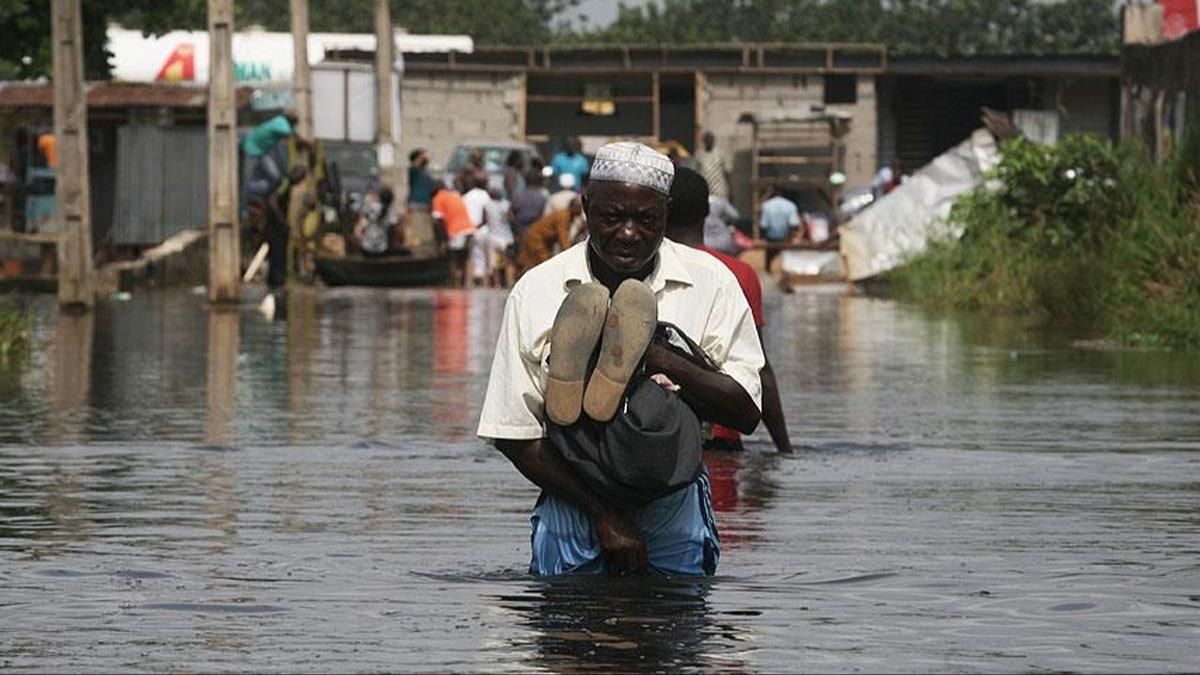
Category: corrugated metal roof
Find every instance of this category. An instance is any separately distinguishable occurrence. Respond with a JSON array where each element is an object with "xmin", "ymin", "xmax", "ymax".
[
  {"xmin": 0, "ymin": 82, "xmax": 253, "ymax": 109},
  {"xmin": 887, "ymin": 55, "xmax": 1120, "ymax": 77}
]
